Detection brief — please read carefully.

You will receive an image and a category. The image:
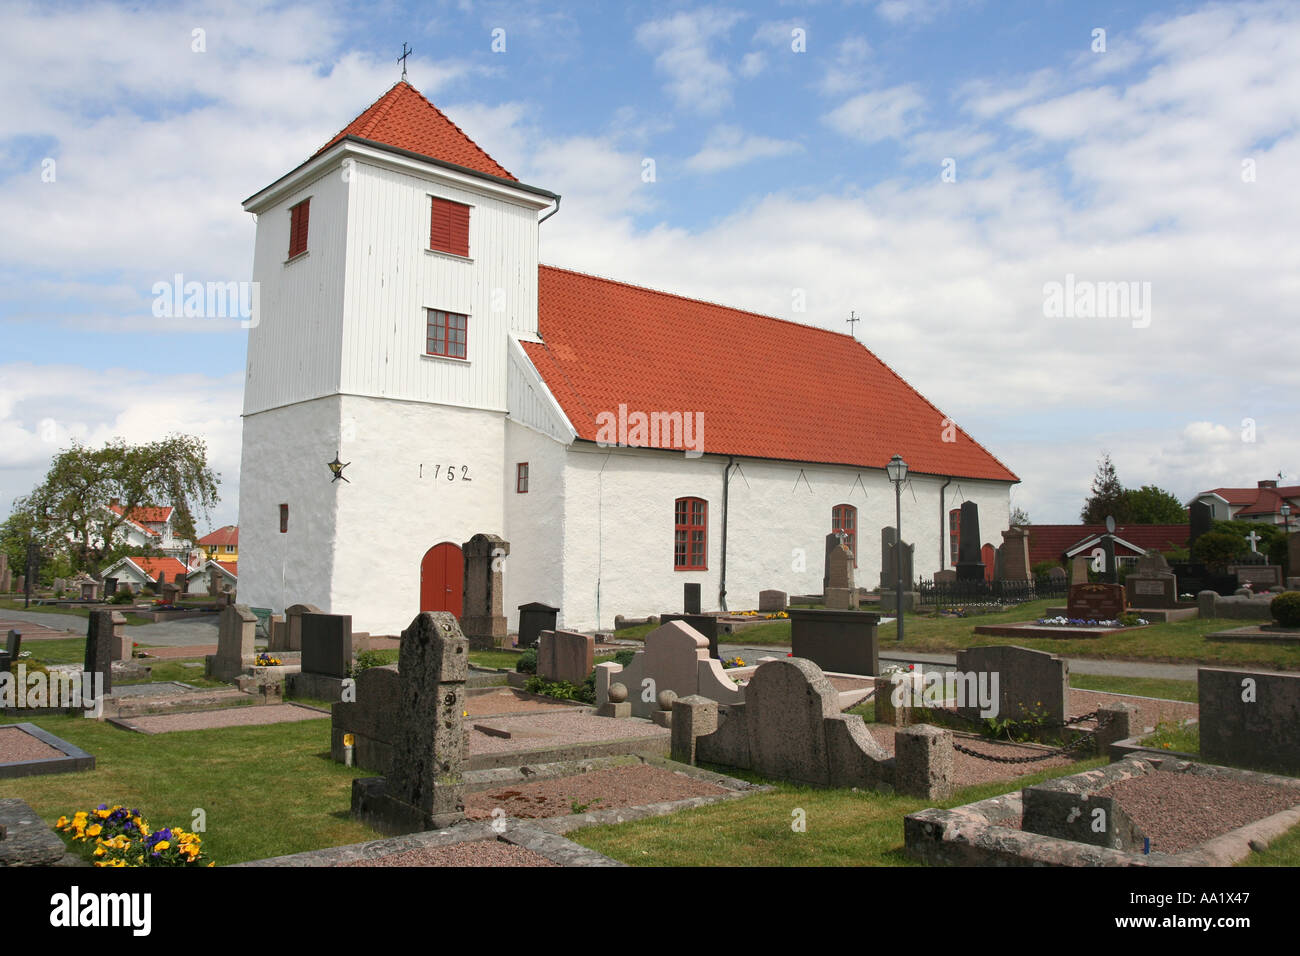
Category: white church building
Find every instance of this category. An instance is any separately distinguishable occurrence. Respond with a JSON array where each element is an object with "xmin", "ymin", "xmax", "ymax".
[{"xmin": 236, "ymin": 80, "xmax": 1019, "ymax": 636}]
